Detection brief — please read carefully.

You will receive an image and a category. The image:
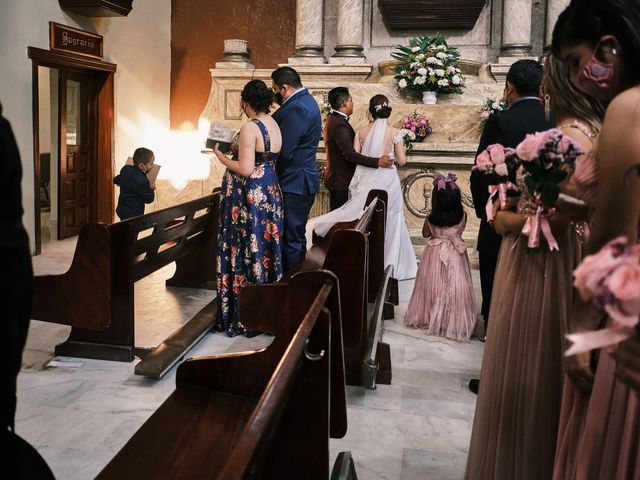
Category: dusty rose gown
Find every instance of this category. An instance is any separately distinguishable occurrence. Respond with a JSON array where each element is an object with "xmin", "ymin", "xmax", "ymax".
[
  {"xmin": 404, "ymin": 215, "xmax": 476, "ymax": 342},
  {"xmin": 465, "ymin": 170, "xmax": 582, "ymax": 480},
  {"xmin": 553, "ymin": 152, "xmax": 640, "ymax": 480}
]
